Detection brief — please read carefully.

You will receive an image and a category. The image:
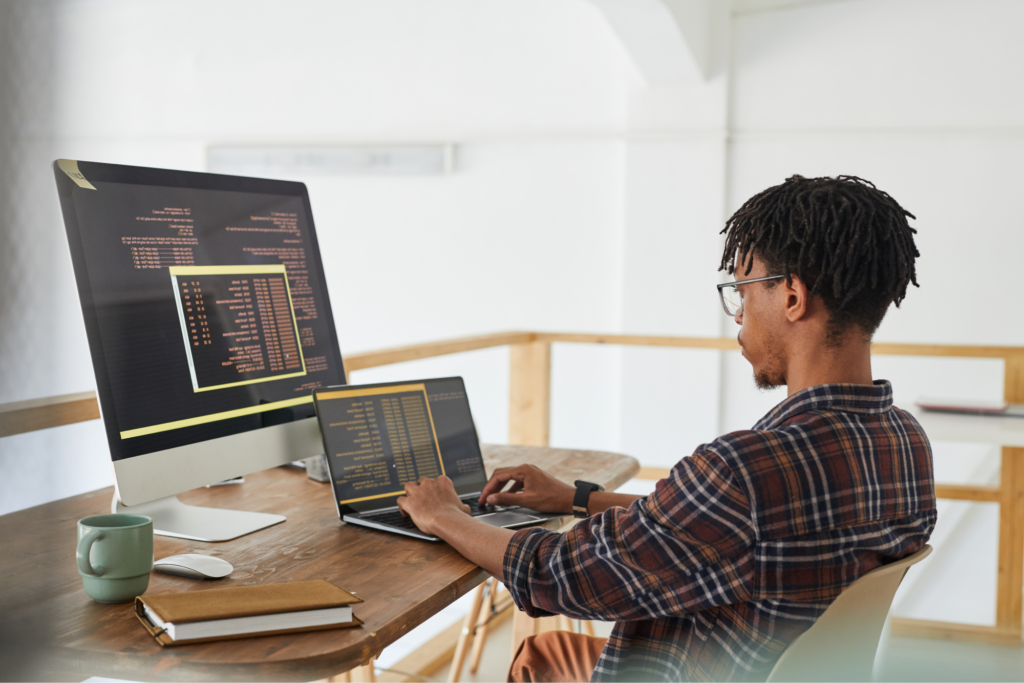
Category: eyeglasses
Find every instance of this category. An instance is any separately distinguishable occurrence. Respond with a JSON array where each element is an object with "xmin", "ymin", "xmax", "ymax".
[{"xmin": 716, "ymin": 275, "xmax": 786, "ymax": 317}]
